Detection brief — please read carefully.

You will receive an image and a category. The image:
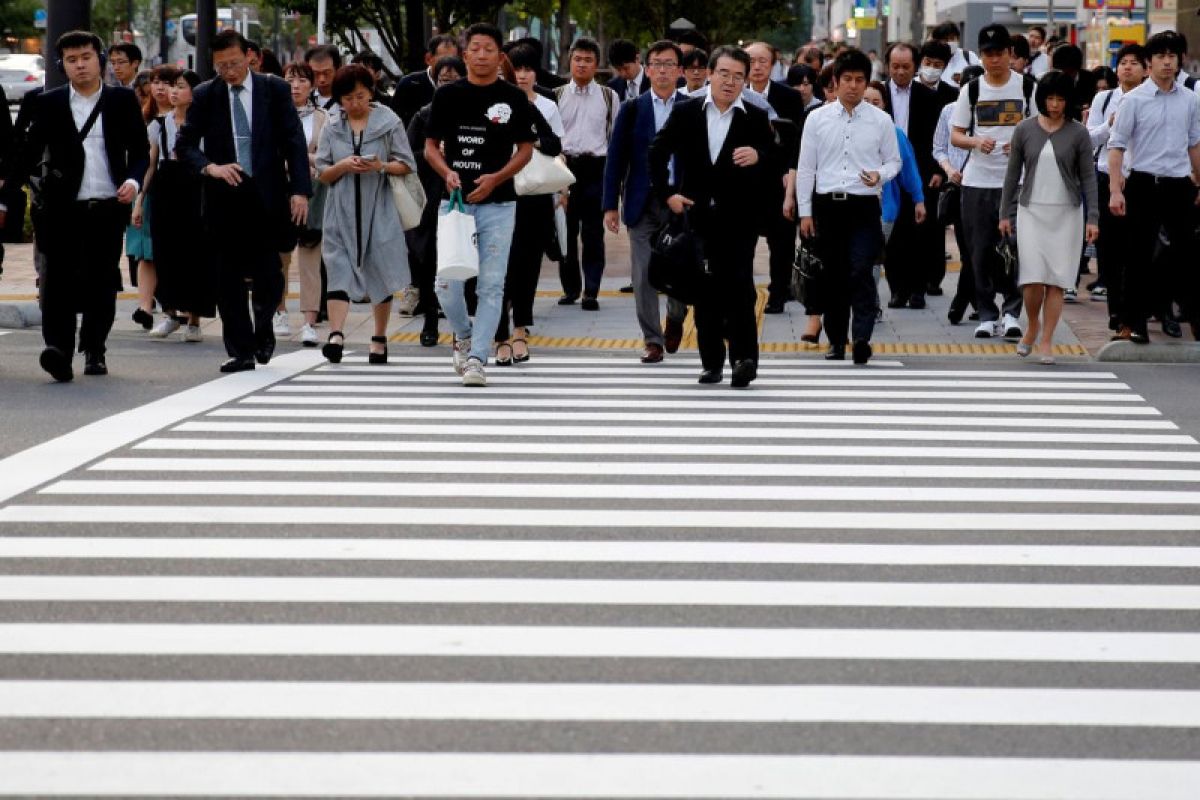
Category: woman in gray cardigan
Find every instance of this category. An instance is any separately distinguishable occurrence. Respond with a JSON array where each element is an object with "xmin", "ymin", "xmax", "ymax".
[{"xmin": 999, "ymin": 70, "xmax": 1099, "ymax": 364}]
